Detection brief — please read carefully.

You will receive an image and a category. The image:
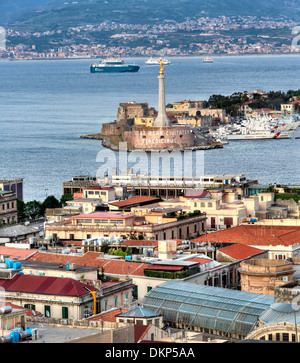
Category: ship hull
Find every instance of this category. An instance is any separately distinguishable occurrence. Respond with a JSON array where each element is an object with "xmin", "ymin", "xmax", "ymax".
[
  {"xmin": 90, "ymin": 65, "xmax": 140, "ymax": 73},
  {"xmin": 227, "ymin": 131, "xmax": 293, "ymax": 140}
]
